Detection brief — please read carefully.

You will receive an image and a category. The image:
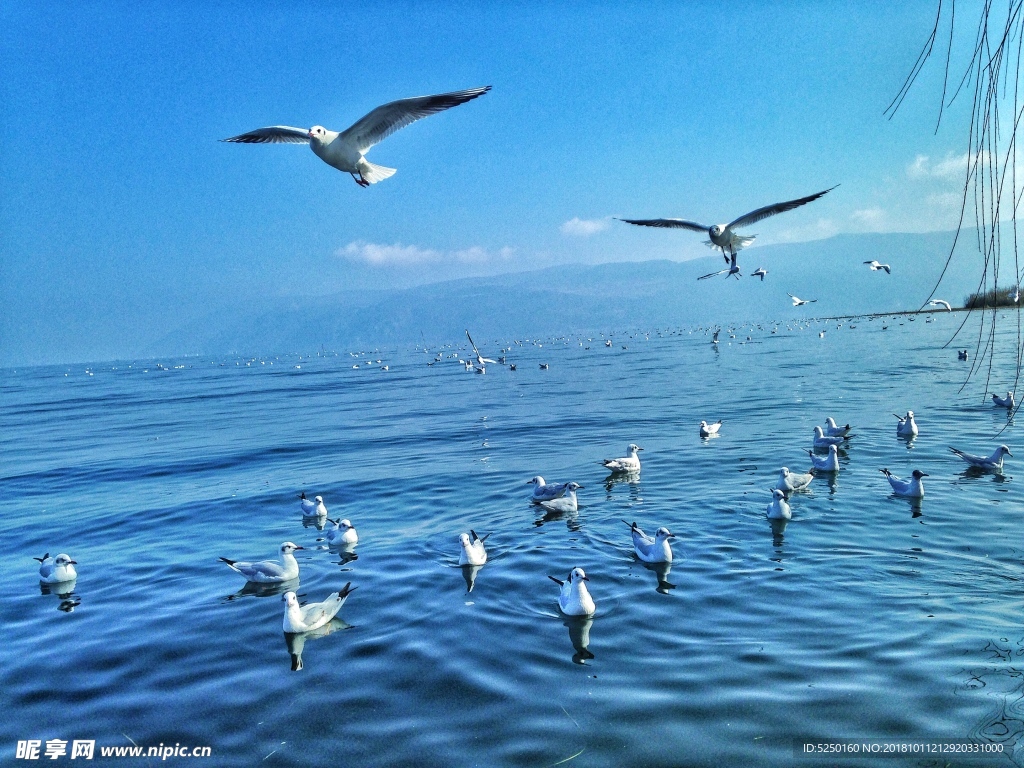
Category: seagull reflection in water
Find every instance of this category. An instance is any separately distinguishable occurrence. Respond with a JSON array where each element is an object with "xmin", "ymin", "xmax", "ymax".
[
  {"xmin": 331, "ymin": 541, "xmax": 359, "ymax": 566},
  {"xmin": 39, "ymin": 580, "xmax": 81, "ymax": 612},
  {"xmin": 284, "ymin": 617, "xmax": 352, "ymax": 671},
  {"xmin": 604, "ymin": 470, "xmax": 641, "ymax": 498},
  {"xmin": 533, "ymin": 504, "xmax": 581, "ymax": 531},
  {"xmin": 564, "ymin": 615, "xmax": 595, "ymax": 664},
  {"xmin": 222, "ymin": 578, "xmax": 298, "ymax": 603},
  {"xmin": 461, "ymin": 564, "xmax": 482, "ymax": 593}
]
